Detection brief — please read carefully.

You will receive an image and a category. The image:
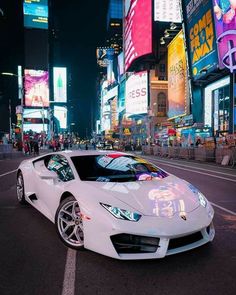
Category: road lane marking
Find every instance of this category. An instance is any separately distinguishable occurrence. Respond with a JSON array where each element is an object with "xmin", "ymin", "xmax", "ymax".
[
  {"xmin": 211, "ymin": 202, "xmax": 236, "ymax": 216},
  {"xmin": 146, "ymin": 160, "xmax": 236, "ymax": 182},
  {"xmin": 0, "ymin": 169, "xmax": 17, "ymax": 178},
  {"xmin": 62, "ymin": 249, "xmax": 77, "ymax": 295}
]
